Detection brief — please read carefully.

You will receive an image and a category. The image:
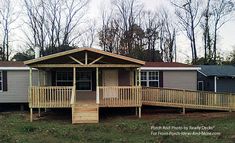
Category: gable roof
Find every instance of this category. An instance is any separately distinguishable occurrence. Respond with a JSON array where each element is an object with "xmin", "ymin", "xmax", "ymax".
[
  {"xmin": 198, "ymin": 65, "xmax": 235, "ymax": 77},
  {"xmin": 24, "ymin": 48, "xmax": 145, "ymax": 65},
  {"xmin": 141, "ymin": 62, "xmax": 200, "ymax": 71}
]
